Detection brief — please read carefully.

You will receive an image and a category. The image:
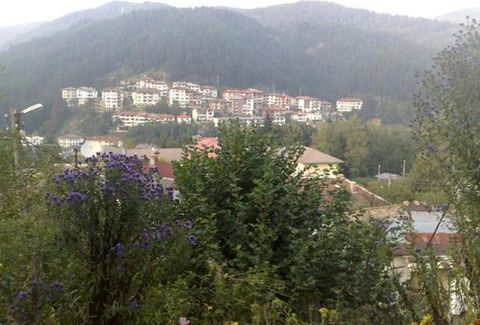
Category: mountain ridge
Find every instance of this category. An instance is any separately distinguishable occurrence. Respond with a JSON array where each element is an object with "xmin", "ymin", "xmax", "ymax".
[
  {"xmin": 0, "ymin": 2, "xmax": 462, "ymax": 131},
  {"xmin": 0, "ymin": 1, "xmax": 170, "ymax": 51}
]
